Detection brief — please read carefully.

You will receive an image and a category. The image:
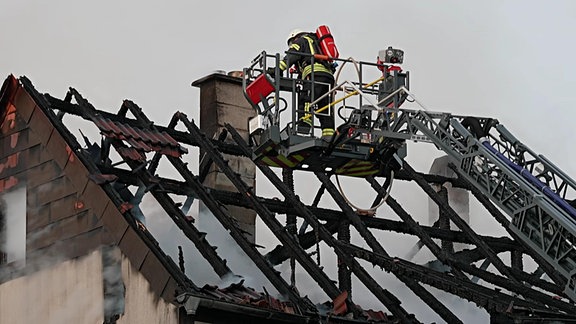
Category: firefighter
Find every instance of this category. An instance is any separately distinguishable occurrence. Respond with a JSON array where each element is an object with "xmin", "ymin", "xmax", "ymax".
[{"xmin": 270, "ymin": 29, "xmax": 336, "ymax": 140}]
